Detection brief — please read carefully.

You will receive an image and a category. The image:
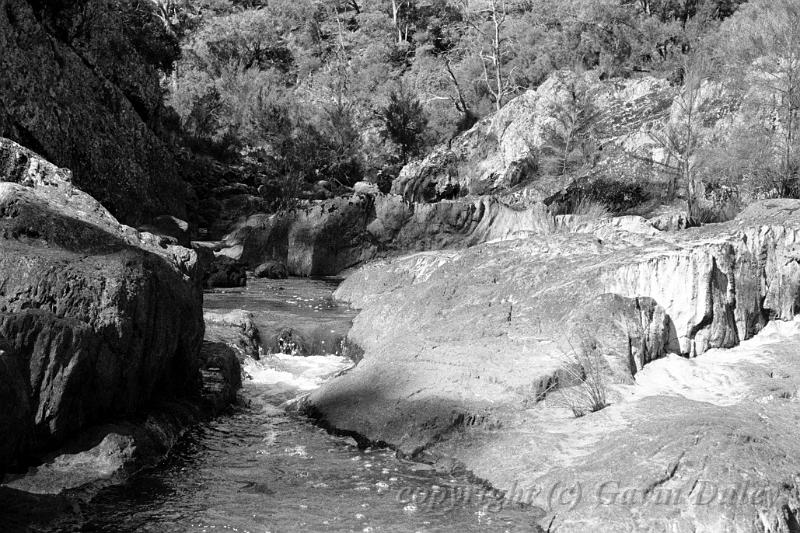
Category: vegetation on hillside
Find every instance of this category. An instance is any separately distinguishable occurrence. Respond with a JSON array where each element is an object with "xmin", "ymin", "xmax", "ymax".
[{"xmin": 122, "ymin": 0, "xmax": 799, "ymax": 222}]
